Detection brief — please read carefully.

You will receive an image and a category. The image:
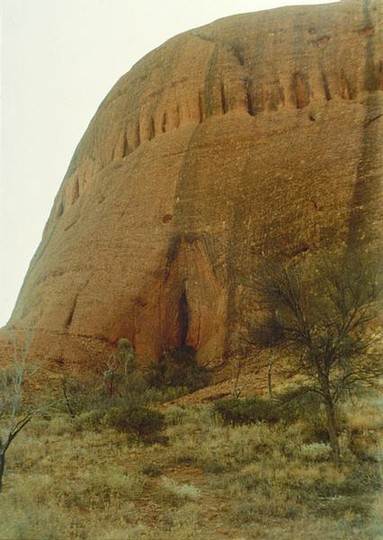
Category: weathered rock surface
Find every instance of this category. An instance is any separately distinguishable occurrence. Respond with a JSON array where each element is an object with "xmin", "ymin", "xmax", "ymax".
[{"xmin": 2, "ymin": 0, "xmax": 382, "ymax": 372}]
